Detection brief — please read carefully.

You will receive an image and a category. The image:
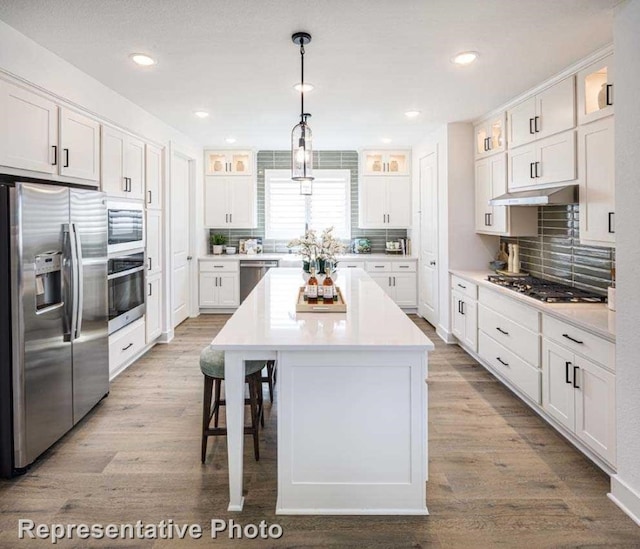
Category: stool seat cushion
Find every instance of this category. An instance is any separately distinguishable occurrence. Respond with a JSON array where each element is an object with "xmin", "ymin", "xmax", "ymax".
[{"xmin": 199, "ymin": 347, "xmax": 265, "ymax": 378}]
